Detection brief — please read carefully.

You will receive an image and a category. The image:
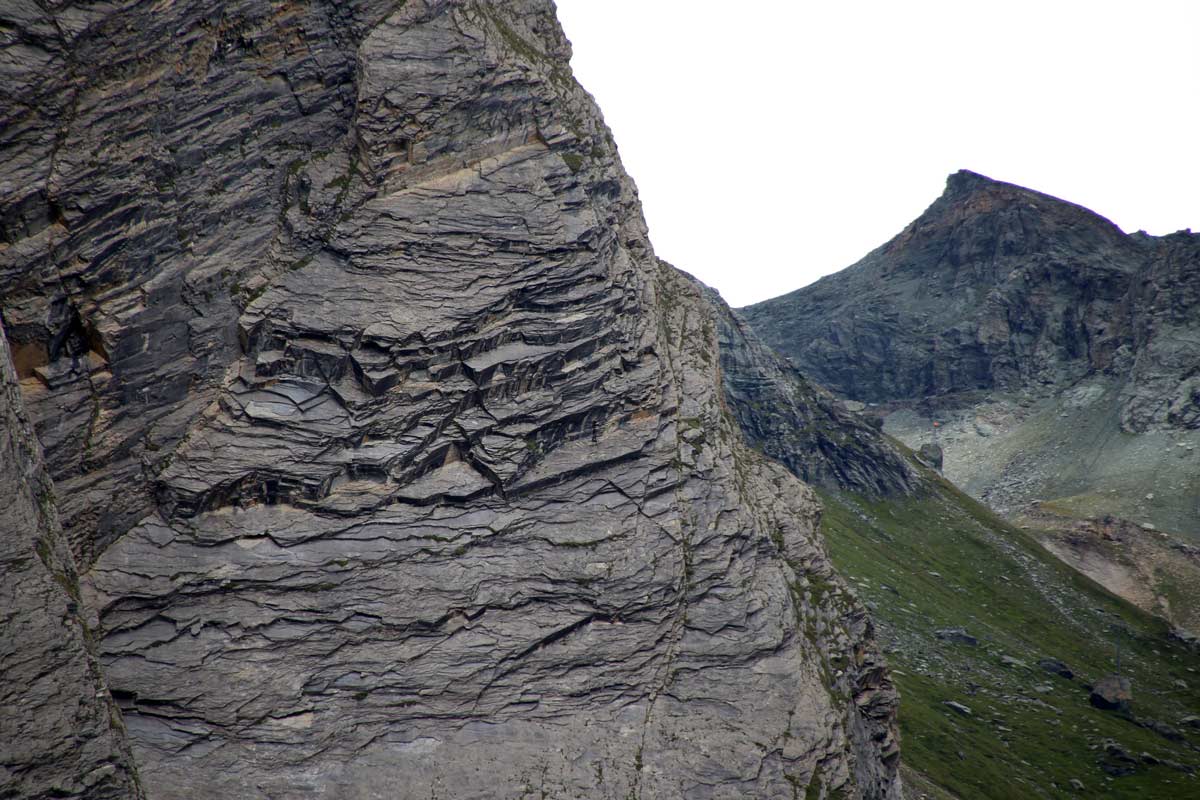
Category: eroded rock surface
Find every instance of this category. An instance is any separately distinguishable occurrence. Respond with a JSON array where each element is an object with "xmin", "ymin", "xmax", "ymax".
[
  {"xmin": 1, "ymin": 2, "xmax": 898, "ymax": 797},
  {"xmin": 0, "ymin": 321, "xmax": 142, "ymax": 800},
  {"xmin": 704, "ymin": 284, "xmax": 916, "ymax": 497}
]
